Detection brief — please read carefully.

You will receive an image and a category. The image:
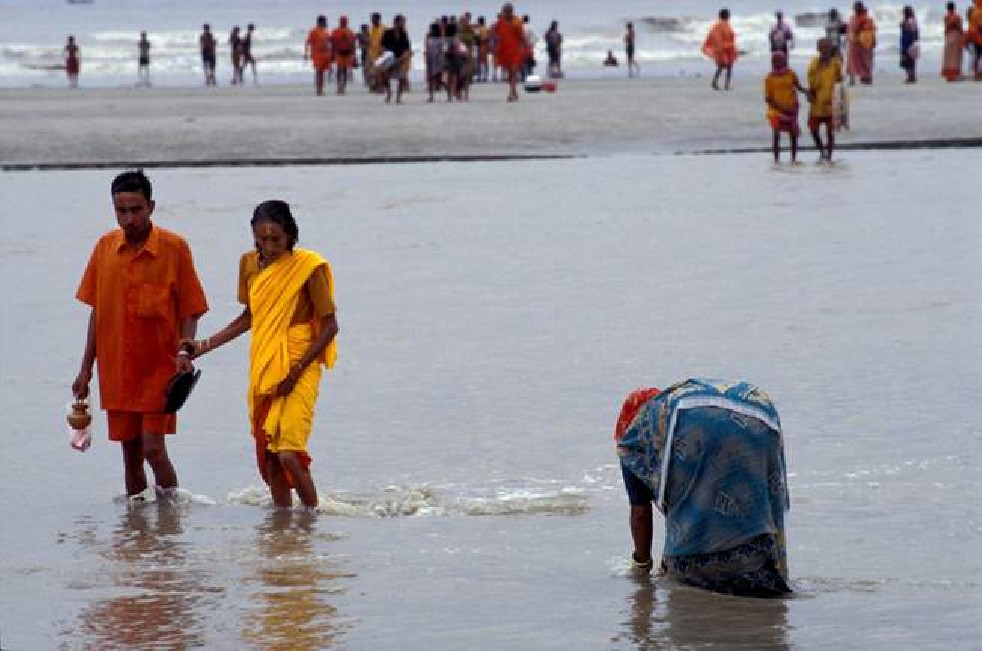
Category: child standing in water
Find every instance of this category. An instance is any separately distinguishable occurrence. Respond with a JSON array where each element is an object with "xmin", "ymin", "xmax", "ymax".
[
  {"xmin": 807, "ymin": 38, "xmax": 842, "ymax": 162},
  {"xmin": 765, "ymin": 51, "xmax": 808, "ymax": 163}
]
